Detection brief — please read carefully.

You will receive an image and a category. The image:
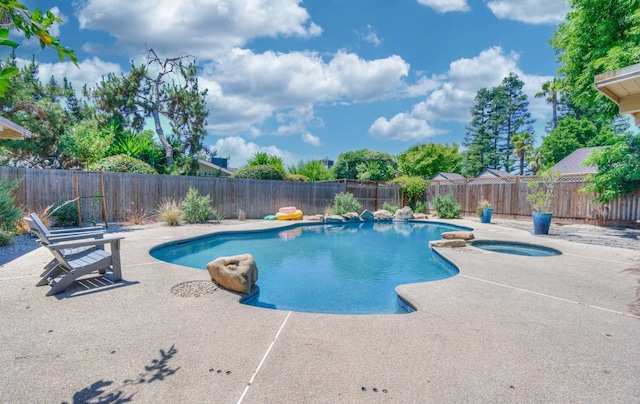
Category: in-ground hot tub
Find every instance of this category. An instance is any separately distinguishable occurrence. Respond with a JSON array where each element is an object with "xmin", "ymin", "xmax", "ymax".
[{"xmin": 471, "ymin": 240, "xmax": 561, "ymax": 257}]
